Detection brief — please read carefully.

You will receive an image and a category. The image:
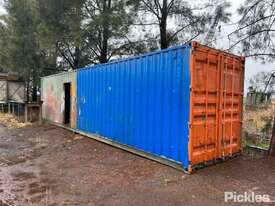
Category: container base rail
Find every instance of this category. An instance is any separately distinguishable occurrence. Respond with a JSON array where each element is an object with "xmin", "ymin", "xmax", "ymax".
[{"xmin": 191, "ymin": 153, "xmax": 241, "ymax": 172}]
